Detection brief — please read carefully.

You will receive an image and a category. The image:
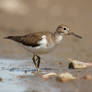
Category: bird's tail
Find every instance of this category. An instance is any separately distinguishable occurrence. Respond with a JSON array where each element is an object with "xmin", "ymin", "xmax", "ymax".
[
  {"xmin": 4, "ymin": 36, "xmax": 22, "ymax": 43},
  {"xmin": 4, "ymin": 36, "xmax": 15, "ymax": 39}
]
